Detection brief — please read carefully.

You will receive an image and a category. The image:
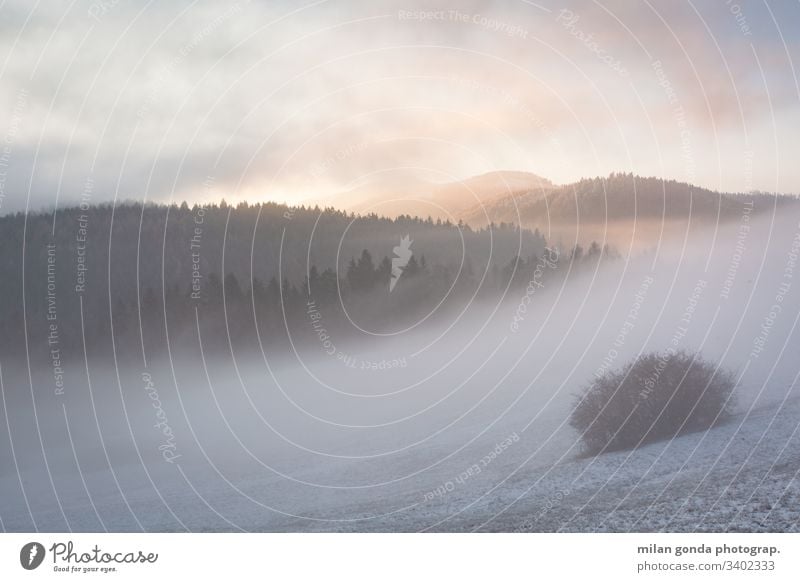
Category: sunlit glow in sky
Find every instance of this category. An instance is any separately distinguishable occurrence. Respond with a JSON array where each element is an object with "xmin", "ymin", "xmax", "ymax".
[{"xmin": 0, "ymin": 0, "xmax": 798, "ymax": 213}]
